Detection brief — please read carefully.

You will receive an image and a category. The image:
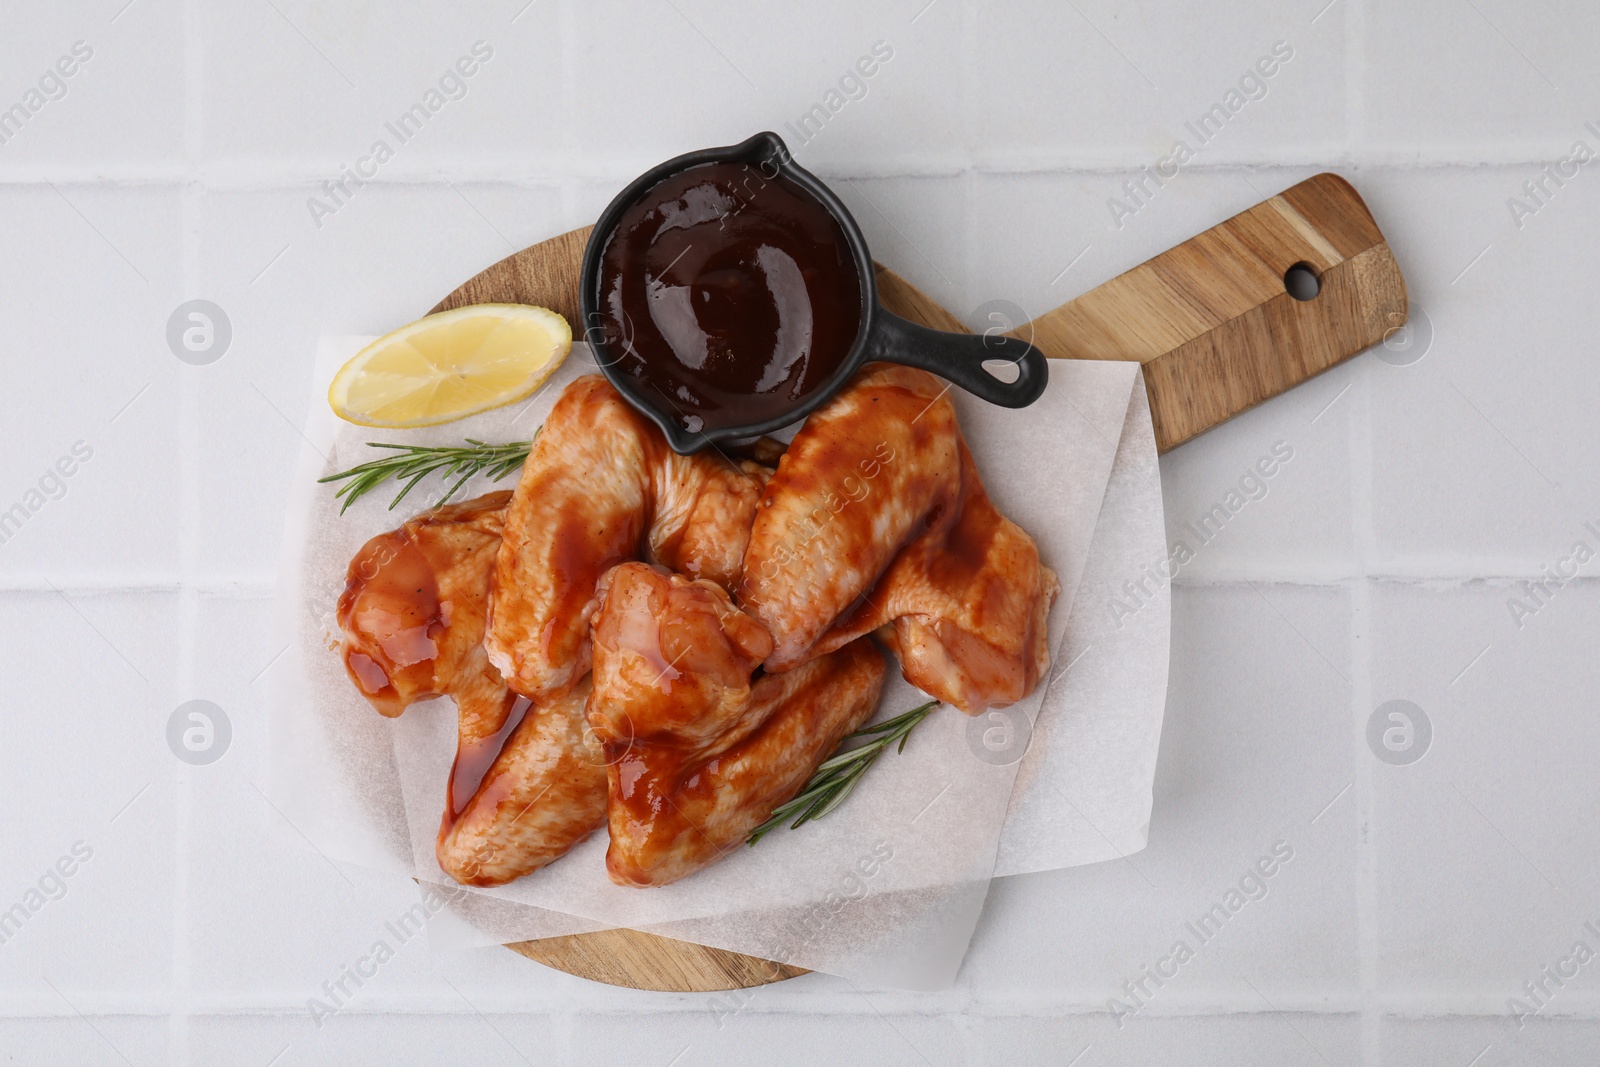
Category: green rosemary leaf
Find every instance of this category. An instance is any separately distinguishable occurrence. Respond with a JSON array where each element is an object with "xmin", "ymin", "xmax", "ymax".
[
  {"xmin": 746, "ymin": 699, "xmax": 940, "ymax": 845},
  {"xmin": 318, "ymin": 438, "xmax": 534, "ymax": 514}
]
